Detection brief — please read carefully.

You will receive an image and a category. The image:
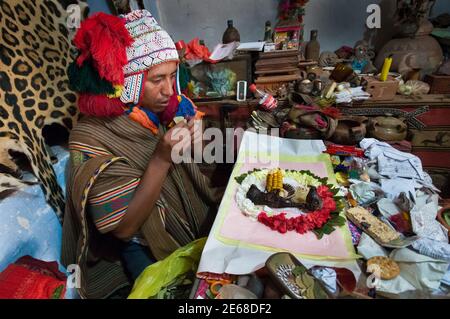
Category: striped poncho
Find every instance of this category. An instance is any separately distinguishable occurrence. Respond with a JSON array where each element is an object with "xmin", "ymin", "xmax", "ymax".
[{"xmin": 61, "ymin": 115, "xmax": 221, "ymax": 299}]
